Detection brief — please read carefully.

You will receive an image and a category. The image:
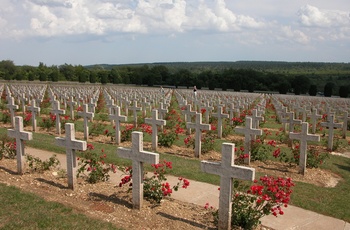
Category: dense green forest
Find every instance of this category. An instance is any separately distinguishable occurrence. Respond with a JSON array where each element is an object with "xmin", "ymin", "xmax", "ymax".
[{"xmin": 0, "ymin": 60, "xmax": 349, "ymax": 97}]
